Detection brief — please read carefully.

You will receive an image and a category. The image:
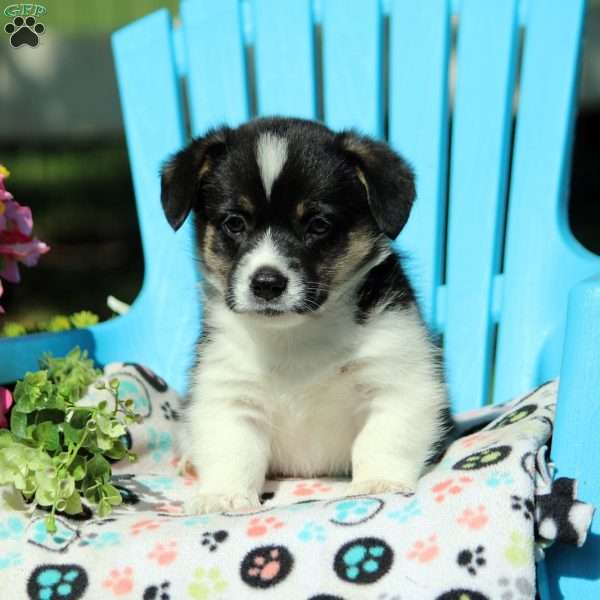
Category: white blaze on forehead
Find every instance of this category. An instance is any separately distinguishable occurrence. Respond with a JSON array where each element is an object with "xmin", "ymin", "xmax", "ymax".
[{"xmin": 256, "ymin": 132, "xmax": 288, "ymax": 199}]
